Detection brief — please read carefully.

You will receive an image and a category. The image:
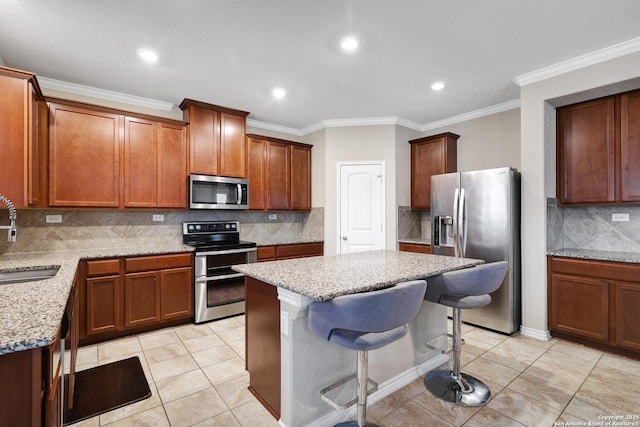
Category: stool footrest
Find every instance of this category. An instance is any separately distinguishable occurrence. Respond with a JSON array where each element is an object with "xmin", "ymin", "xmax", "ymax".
[
  {"xmin": 425, "ymin": 333, "xmax": 464, "ymax": 353},
  {"xmin": 320, "ymin": 373, "xmax": 379, "ymax": 410}
]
